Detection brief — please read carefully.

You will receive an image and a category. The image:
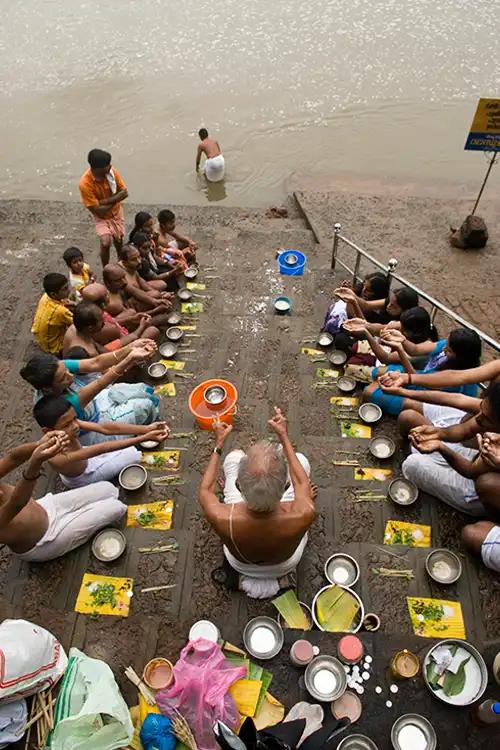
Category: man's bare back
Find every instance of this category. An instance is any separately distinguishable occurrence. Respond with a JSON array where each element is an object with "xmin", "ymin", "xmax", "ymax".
[
  {"xmin": 199, "ymin": 137, "xmax": 221, "ymax": 159},
  {"xmin": 211, "ymin": 501, "xmax": 314, "ymax": 564},
  {"xmin": 0, "ymin": 483, "xmax": 49, "ymax": 553}
]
